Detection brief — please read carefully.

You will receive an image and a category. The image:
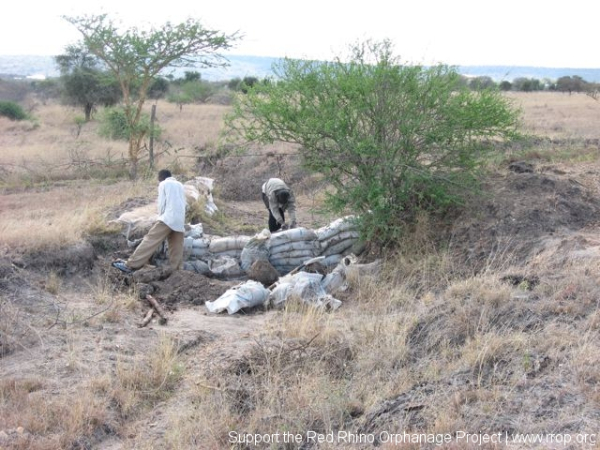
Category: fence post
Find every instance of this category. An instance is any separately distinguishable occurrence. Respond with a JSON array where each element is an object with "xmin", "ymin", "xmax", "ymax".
[{"xmin": 149, "ymin": 104, "xmax": 156, "ymax": 169}]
